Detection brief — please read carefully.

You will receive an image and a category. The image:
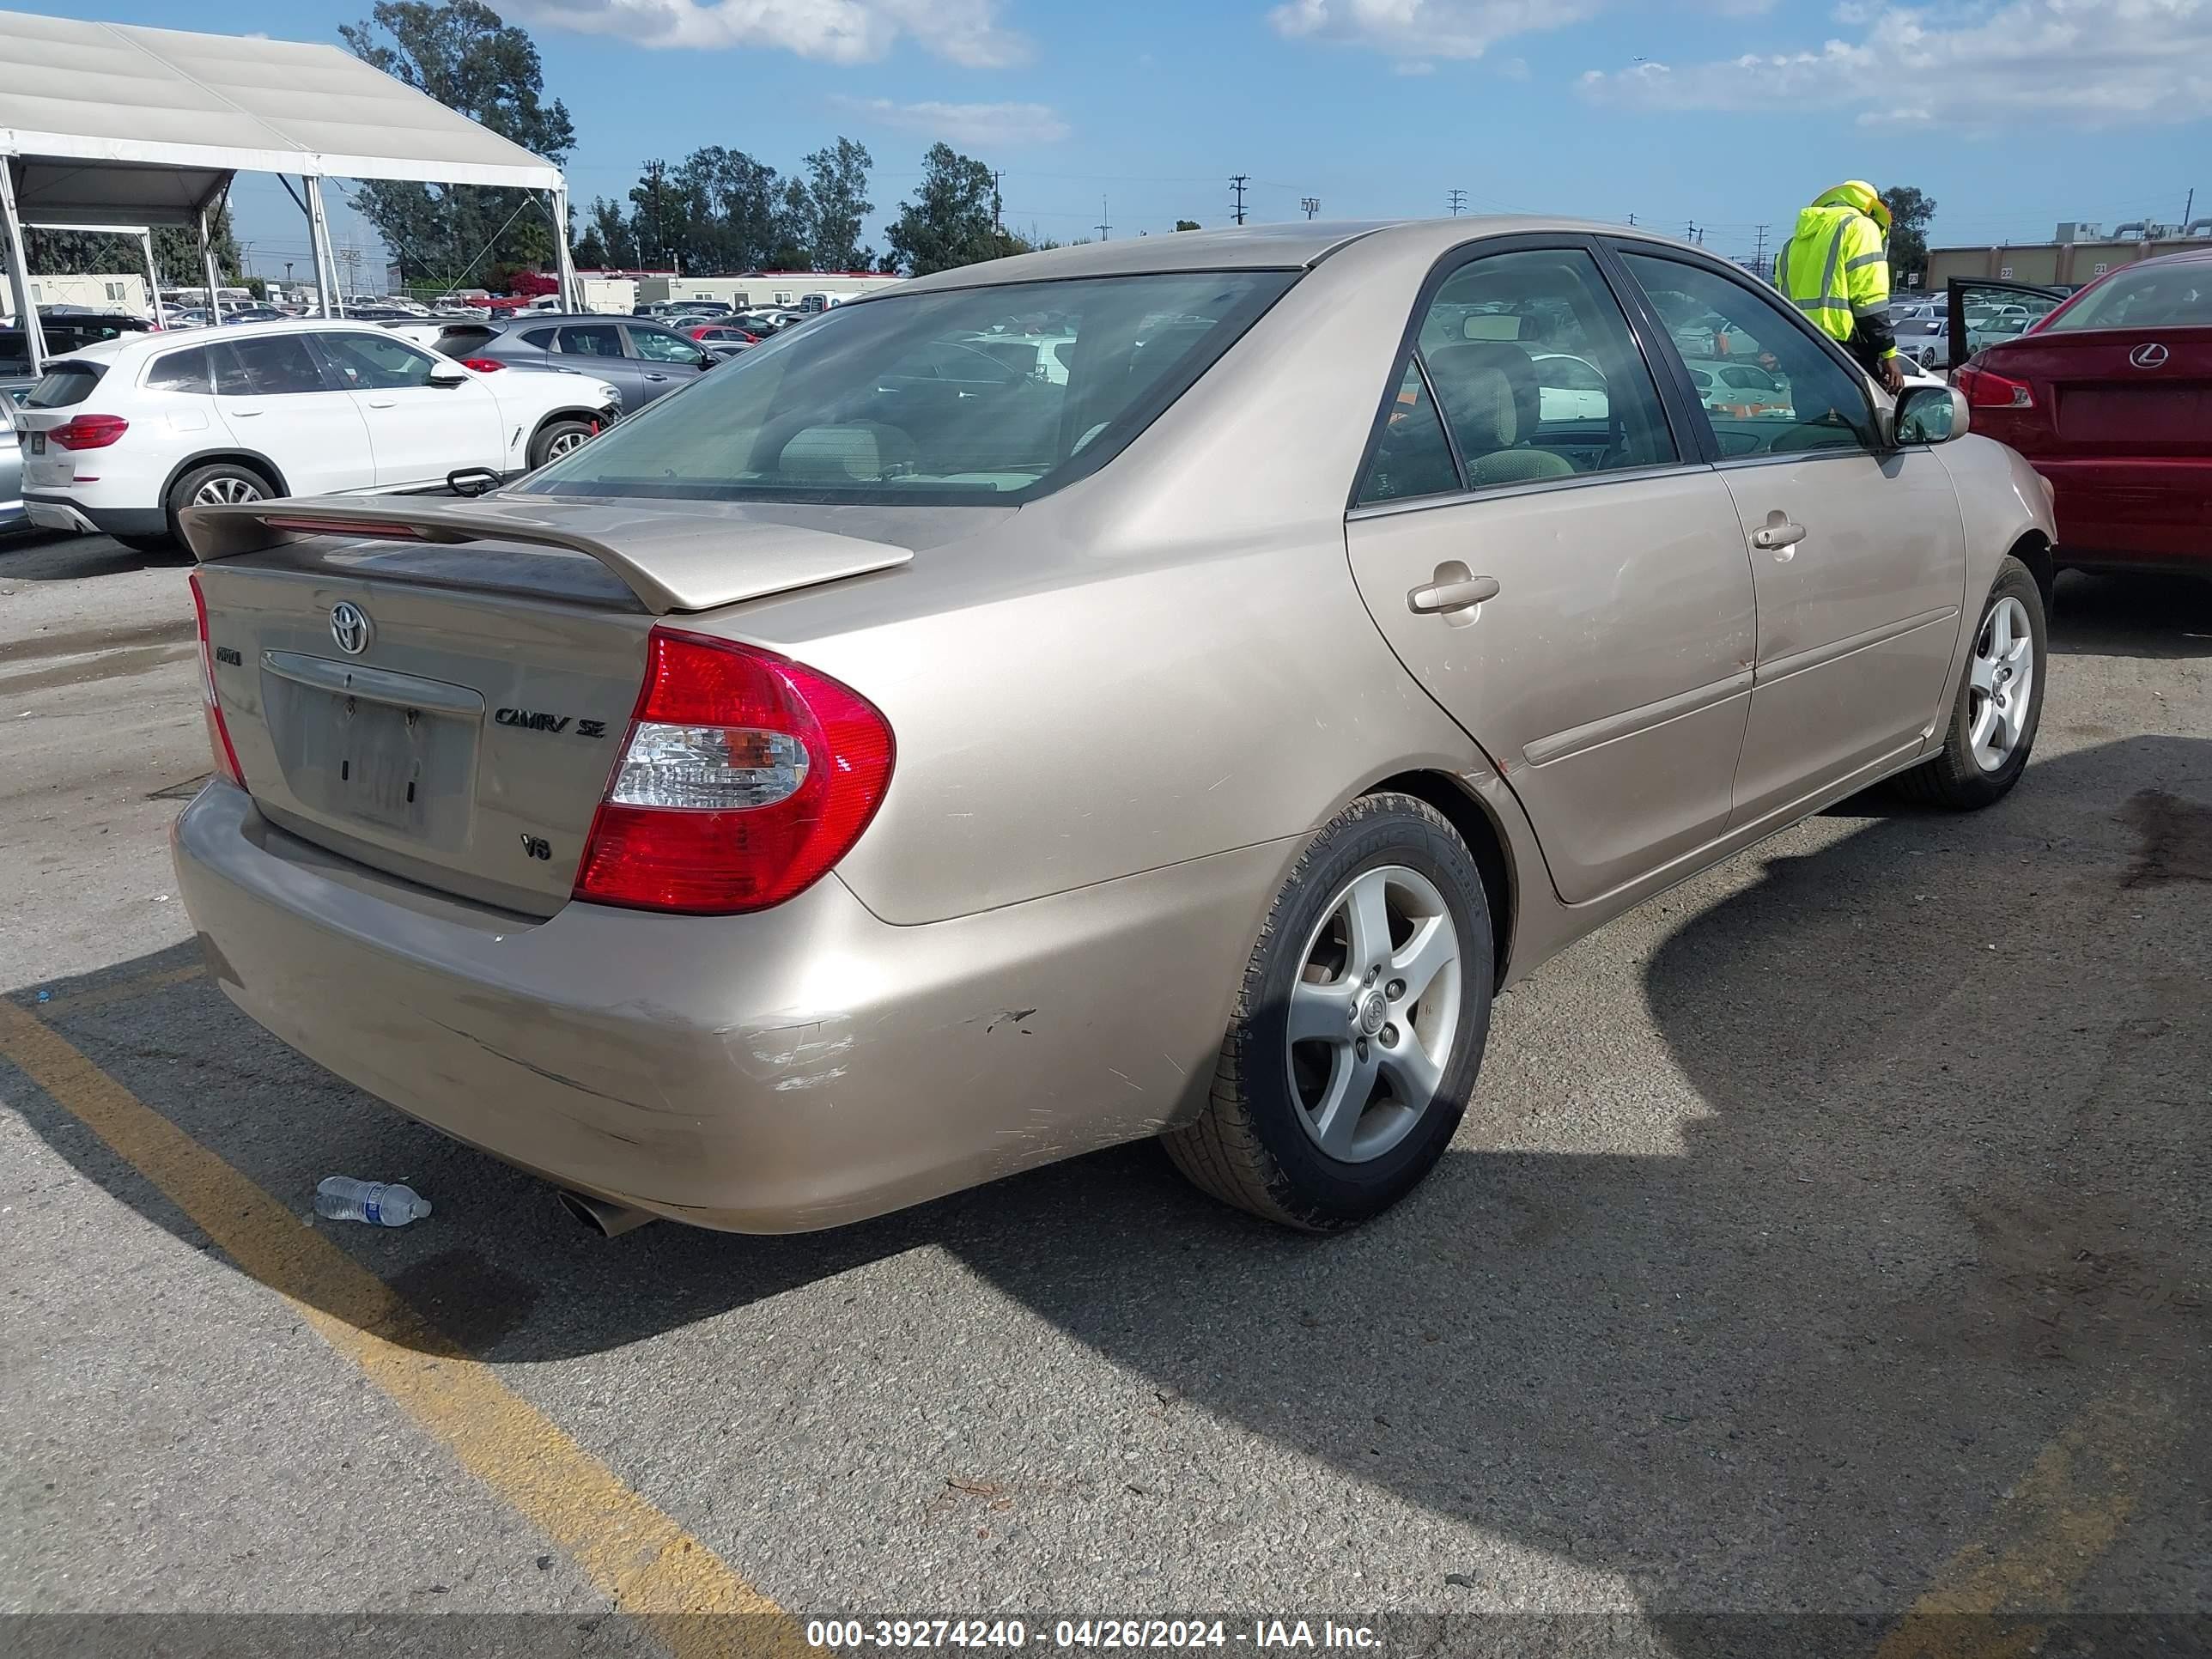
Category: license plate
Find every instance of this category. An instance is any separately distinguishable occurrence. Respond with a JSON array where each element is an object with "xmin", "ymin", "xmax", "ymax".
[
  {"xmin": 267, "ymin": 682, "xmax": 478, "ymax": 851},
  {"xmin": 28, "ymin": 430, "xmax": 43, "ymax": 454}
]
